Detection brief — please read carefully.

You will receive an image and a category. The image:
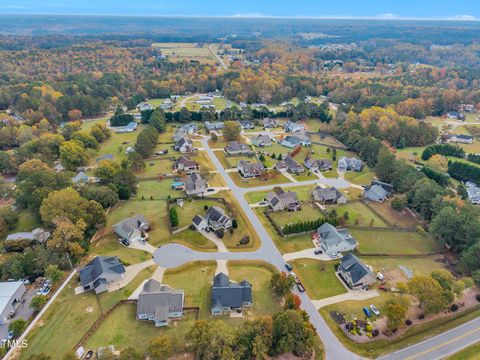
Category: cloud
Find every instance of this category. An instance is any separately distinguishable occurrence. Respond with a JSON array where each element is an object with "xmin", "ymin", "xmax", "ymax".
[
  {"xmin": 0, "ymin": 4, "xmax": 30, "ymax": 9},
  {"xmin": 377, "ymin": 13, "xmax": 398, "ymax": 19},
  {"xmin": 451, "ymin": 14, "xmax": 477, "ymax": 21},
  {"xmin": 232, "ymin": 13, "xmax": 264, "ymax": 18}
]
